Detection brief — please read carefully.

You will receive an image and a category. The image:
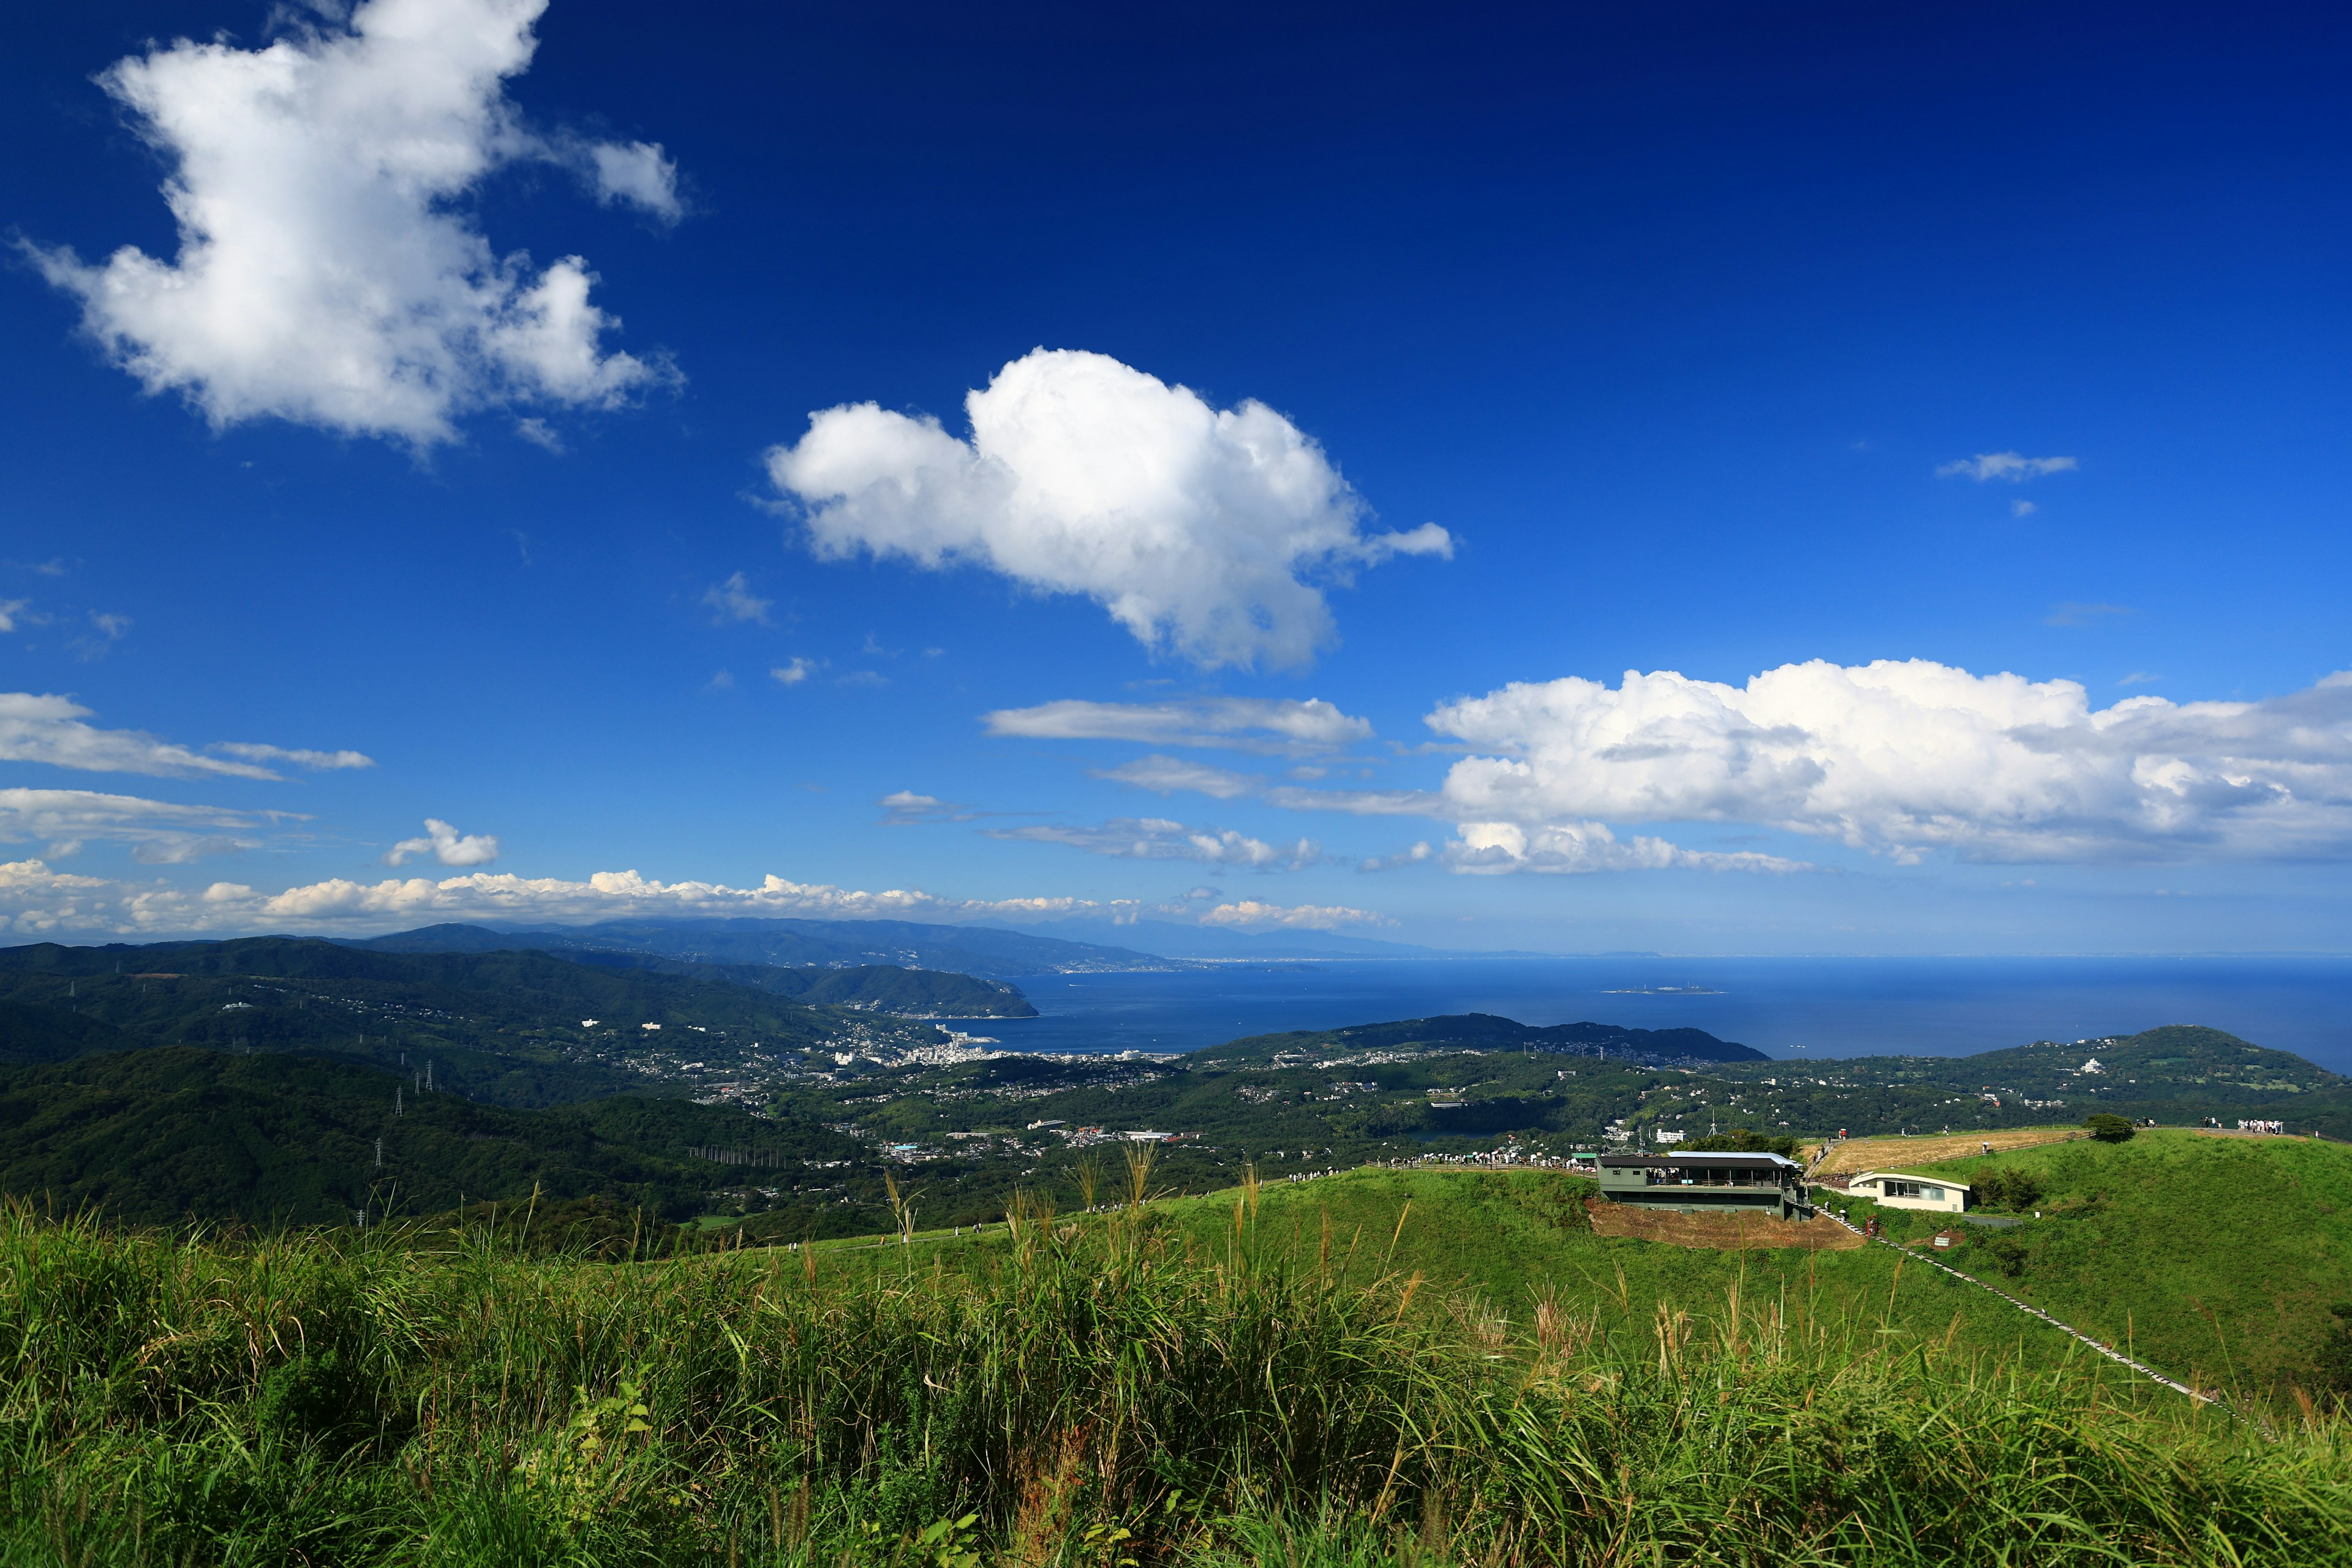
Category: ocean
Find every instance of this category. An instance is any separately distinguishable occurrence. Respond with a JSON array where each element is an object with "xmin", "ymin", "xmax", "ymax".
[{"xmin": 952, "ymin": 956, "xmax": 2352, "ymax": 1073}]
